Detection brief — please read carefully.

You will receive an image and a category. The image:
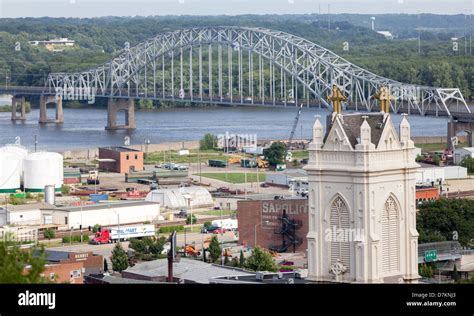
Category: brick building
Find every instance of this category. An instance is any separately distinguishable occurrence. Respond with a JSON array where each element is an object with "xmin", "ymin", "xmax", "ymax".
[
  {"xmin": 38, "ymin": 250, "xmax": 104, "ymax": 284},
  {"xmin": 98, "ymin": 146, "xmax": 144, "ymax": 174},
  {"xmin": 237, "ymin": 197, "xmax": 308, "ymax": 253},
  {"xmin": 415, "ymin": 187, "xmax": 439, "ymax": 204}
]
